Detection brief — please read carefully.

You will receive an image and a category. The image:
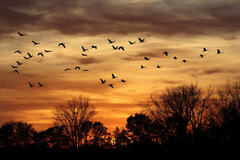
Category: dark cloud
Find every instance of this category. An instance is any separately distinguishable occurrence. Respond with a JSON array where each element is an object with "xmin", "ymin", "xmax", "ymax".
[
  {"xmin": 78, "ymin": 57, "xmax": 103, "ymax": 65},
  {"xmin": 0, "ymin": 0, "xmax": 240, "ymax": 39}
]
